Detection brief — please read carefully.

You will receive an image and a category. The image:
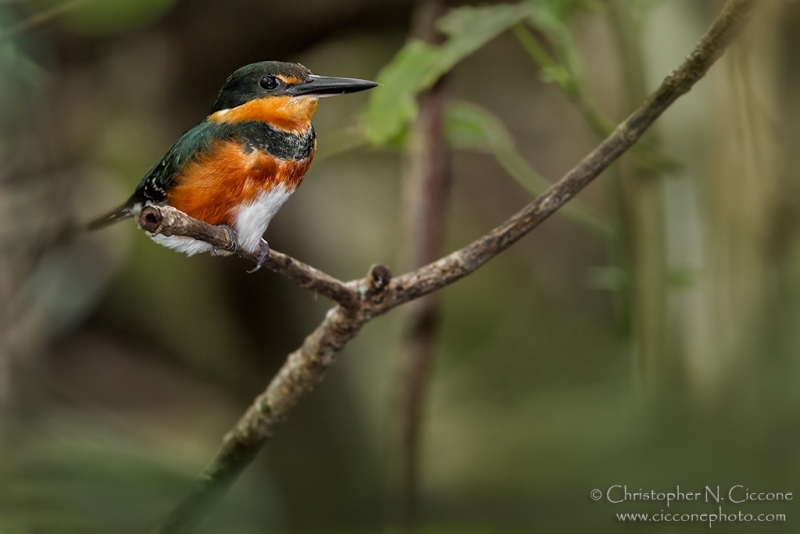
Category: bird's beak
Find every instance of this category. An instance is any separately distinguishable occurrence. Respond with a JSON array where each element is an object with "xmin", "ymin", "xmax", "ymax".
[{"xmin": 288, "ymin": 75, "xmax": 379, "ymax": 98}]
